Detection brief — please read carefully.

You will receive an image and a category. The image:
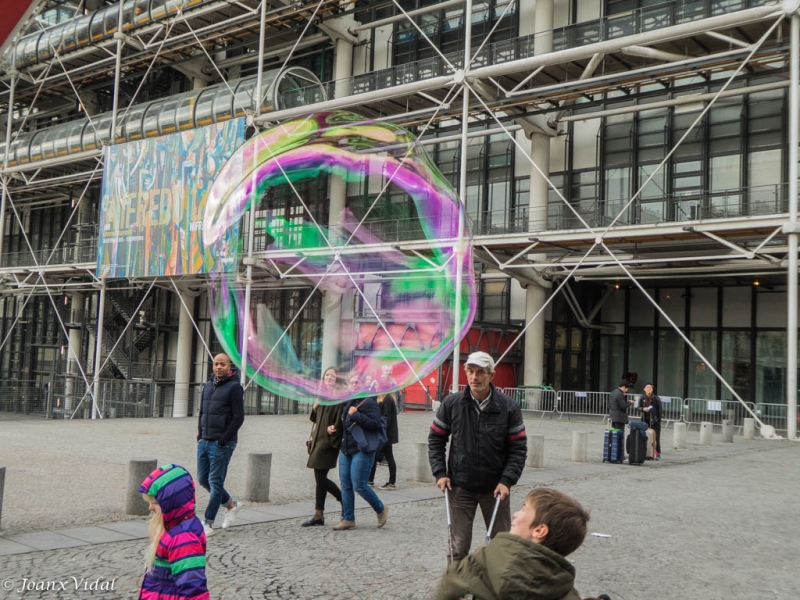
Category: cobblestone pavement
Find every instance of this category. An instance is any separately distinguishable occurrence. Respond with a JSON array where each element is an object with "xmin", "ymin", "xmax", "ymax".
[{"xmin": 1, "ymin": 413, "xmax": 798, "ymax": 599}]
